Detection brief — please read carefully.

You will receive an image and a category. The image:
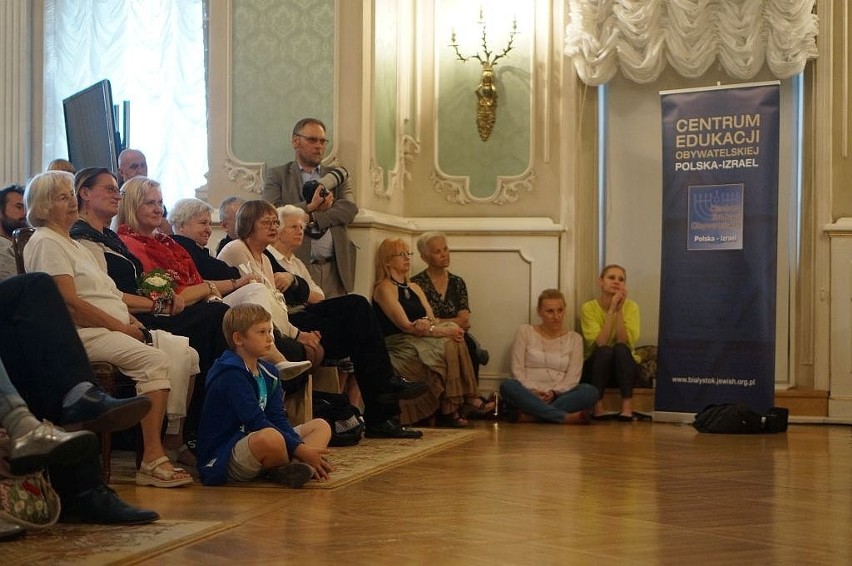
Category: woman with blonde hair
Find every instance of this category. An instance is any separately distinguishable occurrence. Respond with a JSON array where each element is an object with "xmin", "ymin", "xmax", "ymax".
[
  {"xmin": 500, "ymin": 289, "xmax": 598, "ymax": 424},
  {"xmin": 372, "ymin": 238, "xmax": 478, "ymax": 427},
  {"xmin": 580, "ymin": 264, "xmax": 641, "ymax": 421},
  {"xmin": 23, "ymin": 171, "xmax": 192, "ymax": 487}
]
